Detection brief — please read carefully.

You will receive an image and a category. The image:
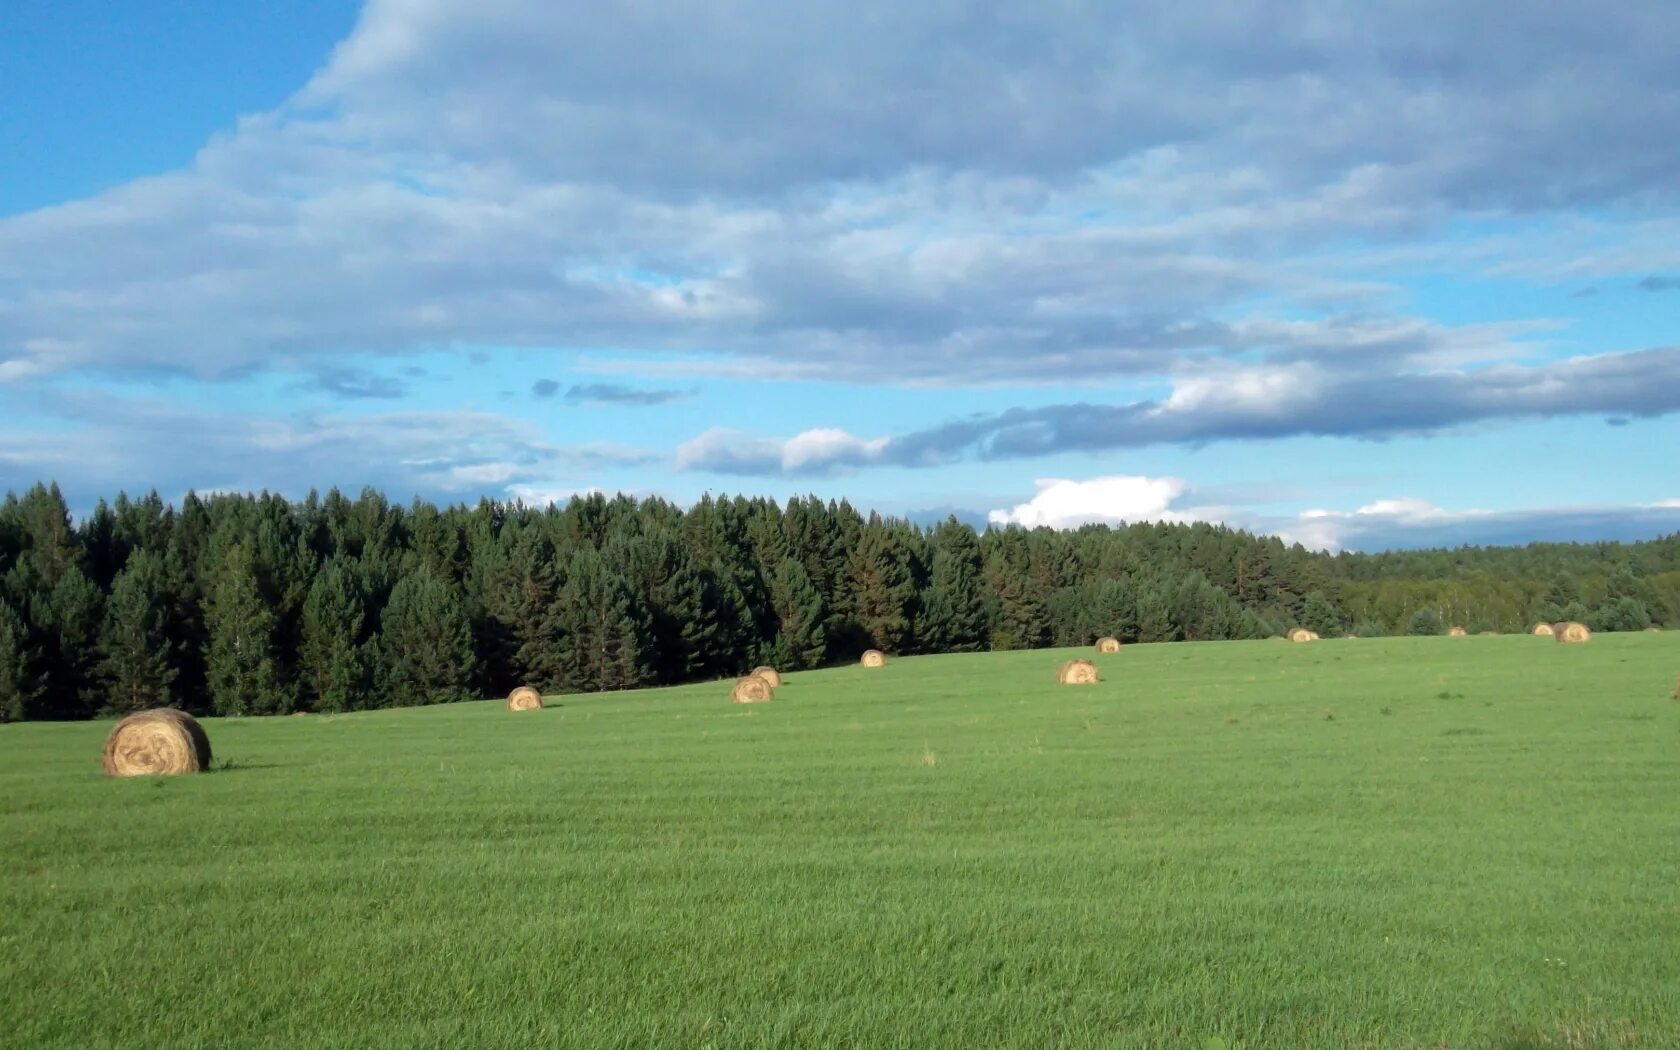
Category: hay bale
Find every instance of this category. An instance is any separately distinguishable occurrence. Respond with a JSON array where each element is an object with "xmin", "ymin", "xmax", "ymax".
[
  {"xmin": 1448, "ymin": 626, "xmax": 1468, "ymax": 637},
  {"xmin": 1057, "ymin": 658, "xmax": 1100, "ymax": 685},
  {"xmin": 507, "ymin": 685, "xmax": 543, "ymax": 712},
  {"xmin": 1095, "ymin": 636, "xmax": 1121, "ymax": 653},
  {"xmin": 750, "ymin": 665, "xmax": 783, "ymax": 688},
  {"xmin": 1531, "ymin": 622, "xmax": 1555, "ymax": 637},
  {"xmin": 731, "ymin": 674, "xmax": 774, "ymax": 703},
  {"xmin": 101, "ymin": 709, "xmax": 211, "ymax": 777},
  {"xmin": 1287, "ymin": 628, "xmax": 1316, "ymax": 643},
  {"xmin": 1553, "ymin": 621, "xmax": 1591, "ymax": 644},
  {"xmin": 1645, "ymin": 626, "xmax": 1663, "ymax": 633},
  {"xmin": 860, "ymin": 649, "xmax": 886, "ymax": 668}
]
